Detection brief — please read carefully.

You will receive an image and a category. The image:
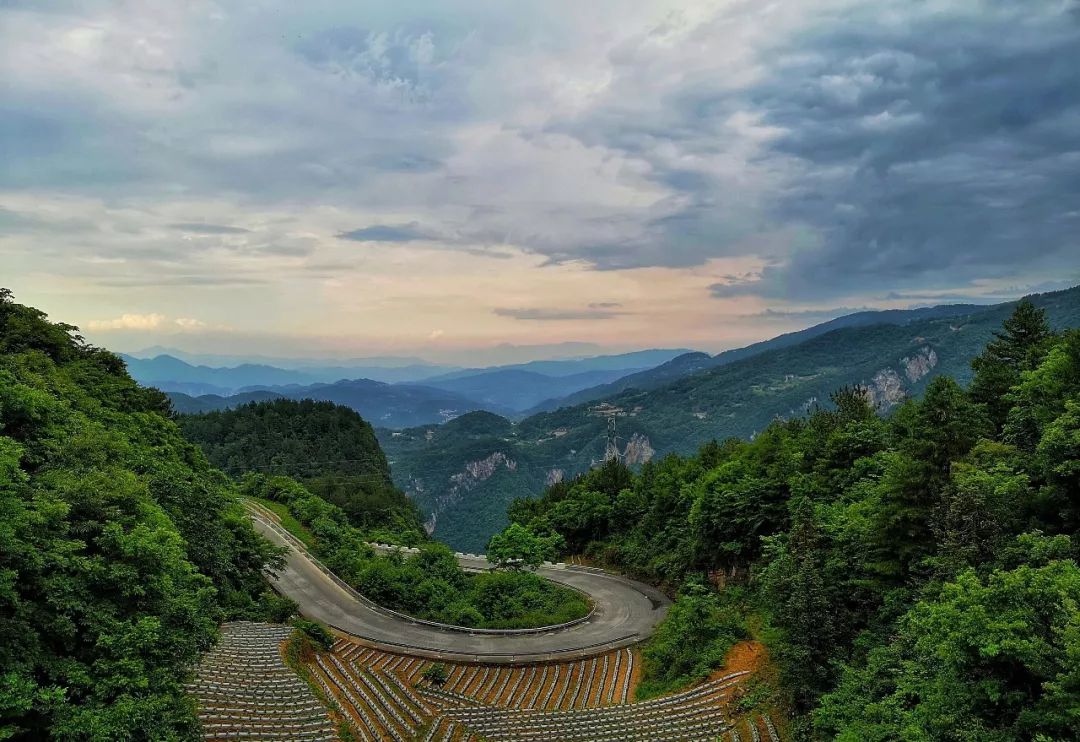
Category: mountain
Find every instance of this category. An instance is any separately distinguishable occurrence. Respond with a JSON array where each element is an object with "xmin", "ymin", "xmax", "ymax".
[
  {"xmin": 177, "ymin": 398, "xmax": 425, "ymax": 538},
  {"xmin": 125, "ymin": 349, "xmax": 692, "ymax": 403},
  {"xmin": 142, "ymin": 348, "xmax": 694, "ymax": 419},
  {"xmin": 426, "ymin": 348, "xmax": 694, "ymax": 381},
  {"xmin": 530, "ymin": 303, "xmax": 989, "ymax": 413},
  {"xmin": 122, "ymin": 353, "xmax": 458, "ymax": 393},
  {"xmin": 401, "ymin": 348, "xmax": 694, "ymax": 413},
  {"xmin": 122, "ymin": 354, "xmax": 322, "ymax": 390},
  {"xmin": 129, "ymin": 346, "xmax": 454, "ymax": 372},
  {"xmin": 380, "ymin": 411, "xmax": 549, "ymax": 548},
  {"xmin": 421, "ymin": 368, "xmax": 646, "ymax": 412},
  {"xmin": 167, "ymin": 389, "xmax": 286, "ymax": 414},
  {"xmin": 381, "ymin": 286, "xmax": 1080, "ymax": 552},
  {"xmin": 173, "ymin": 378, "xmax": 507, "ymax": 428}
]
